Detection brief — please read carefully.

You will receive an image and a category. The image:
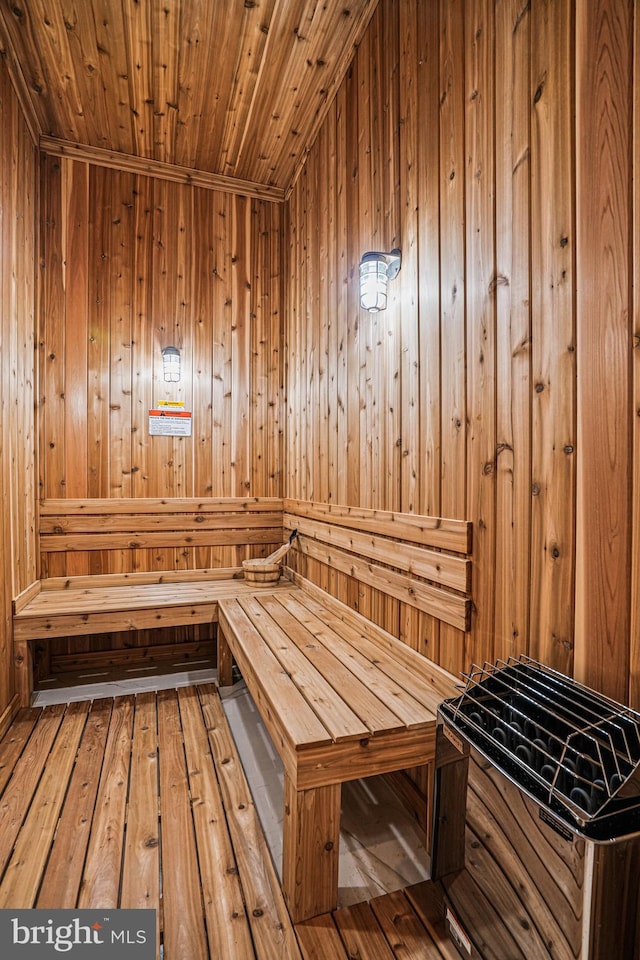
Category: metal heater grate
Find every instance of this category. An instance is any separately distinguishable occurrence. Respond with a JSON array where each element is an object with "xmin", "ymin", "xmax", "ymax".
[{"xmin": 438, "ymin": 655, "xmax": 640, "ymax": 841}]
